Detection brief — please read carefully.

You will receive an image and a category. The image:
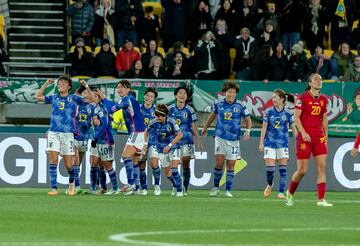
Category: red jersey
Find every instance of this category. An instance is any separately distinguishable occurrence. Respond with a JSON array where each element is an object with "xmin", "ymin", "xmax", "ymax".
[
  {"xmin": 295, "ymin": 91, "xmax": 328, "ymax": 138},
  {"xmin": 354, "ymin": 130, "xmax": 360, "ymax": 149}
]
